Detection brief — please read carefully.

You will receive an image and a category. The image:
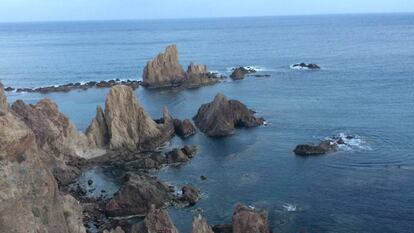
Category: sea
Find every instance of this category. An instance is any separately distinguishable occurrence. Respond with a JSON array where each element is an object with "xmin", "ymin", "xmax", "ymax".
[{"xmin": 1, "ymin": 13, "xmax": 414, "ymax": 233}]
